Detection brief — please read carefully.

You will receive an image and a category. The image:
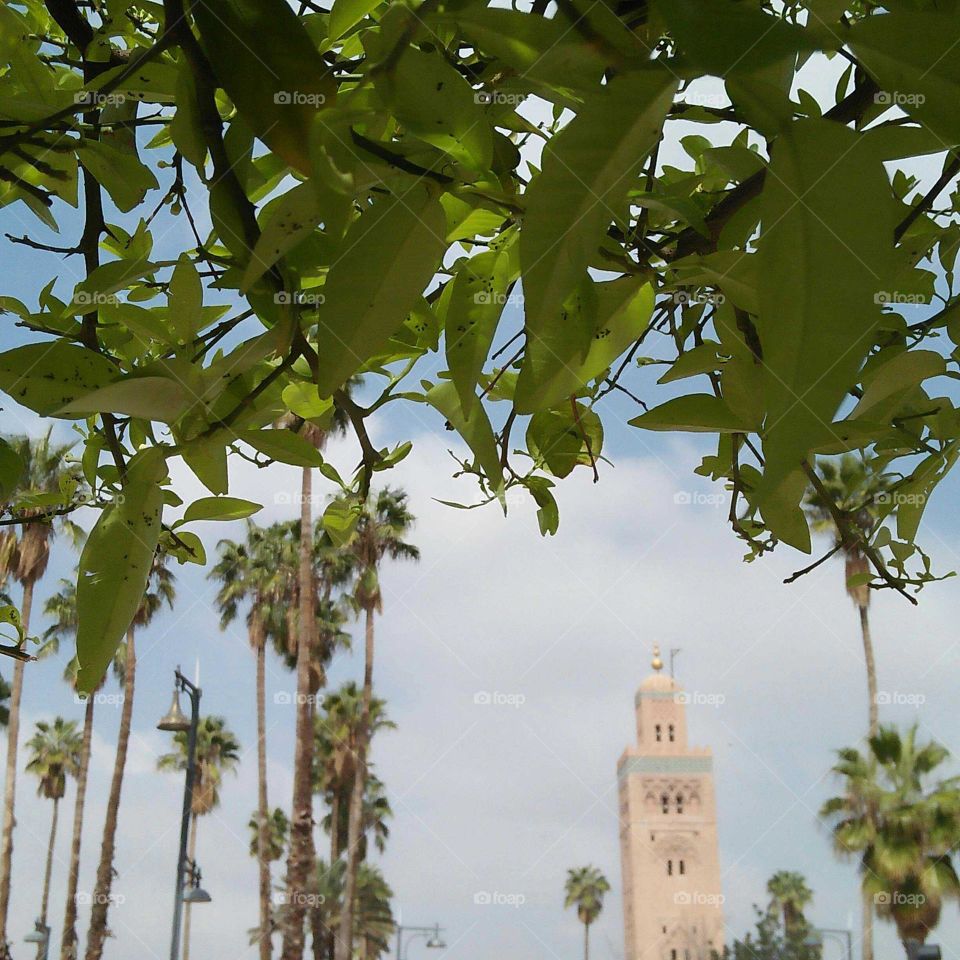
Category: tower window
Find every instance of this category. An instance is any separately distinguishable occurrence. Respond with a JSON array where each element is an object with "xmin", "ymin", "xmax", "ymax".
[
  {"xmin": 667, "ymin": 859, "xmax": 673, "ymax": 876},
  {"xmin": 671, "ymin": 951, "xmax": 677, "ymax": 960},
  {"xmin": 679, "ymin": 859, "xmax": 686, "ymax": 875},
  {"xmin": 668, "ymin": 724, "xmax": 676, "ymax": 742},
  {"xmin": 655, "ymin": 724, "xmax": 662, "ymax": 742},
  {"xmin": 661, "ymin": 793, "xmax": 670, "ymax": 814},
  {"xmin": 676, "ymin": 793, "xmax": 684, "ymax": 814}
]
